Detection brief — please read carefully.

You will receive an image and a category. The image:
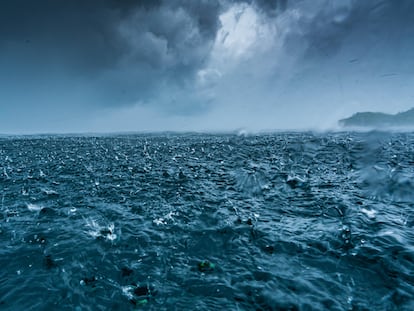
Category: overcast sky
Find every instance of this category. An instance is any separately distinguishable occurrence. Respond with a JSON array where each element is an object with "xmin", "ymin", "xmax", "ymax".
[{"xmin": 1, "ymin": 0, "xmax": 414, "ymax": 133}]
